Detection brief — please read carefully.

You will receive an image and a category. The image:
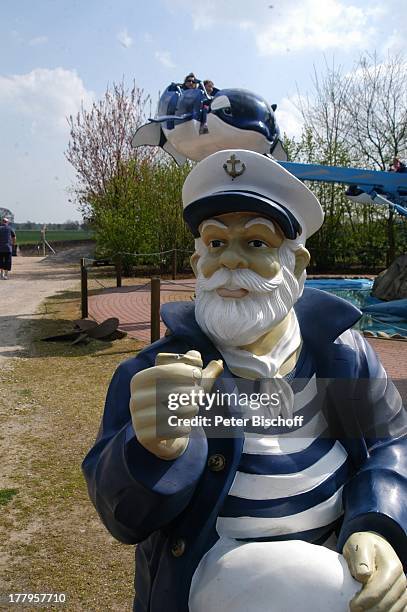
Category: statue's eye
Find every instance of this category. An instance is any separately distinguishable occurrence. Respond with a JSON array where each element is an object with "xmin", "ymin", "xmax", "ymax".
[
  {"xmin": 248, "ymin": 240, "xmax": 269, "ymax": 248},
  {"xmin": 209, "ymin": 239, "xmax": 225, "ymax": 248},
  {"xmin": 222, "ymin": 107, "xmax": 232, "ymax": 116}
]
